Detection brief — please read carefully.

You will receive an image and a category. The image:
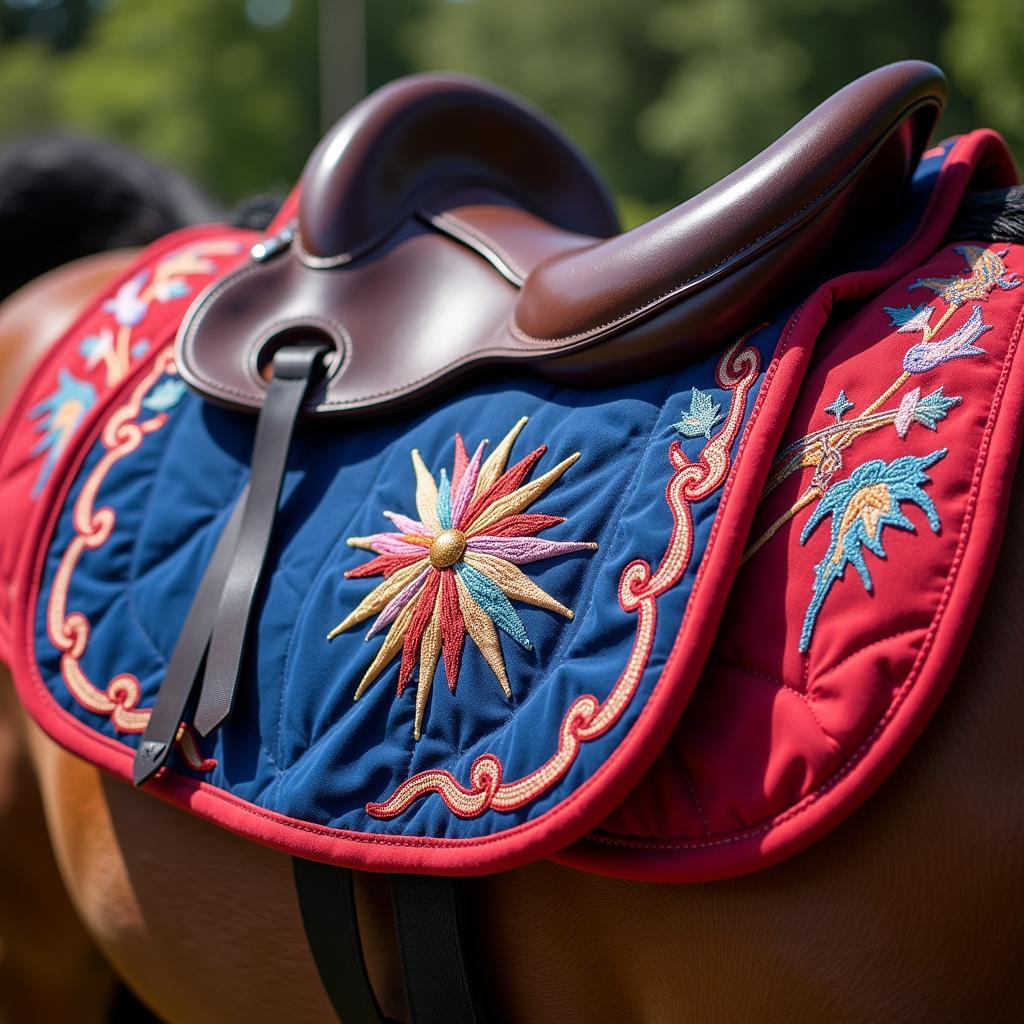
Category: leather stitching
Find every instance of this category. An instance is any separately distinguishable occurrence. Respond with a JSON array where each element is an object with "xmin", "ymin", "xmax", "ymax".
[
  {"xmin": 432, "ymin": 211, "xmax": 530, "ymax": 282},
  {"xmin": 180, "ymin": 258, "xmax": 537, "ymax": 409},
  {"xmin": 512, "ymin": 101, "xmax": 947, "ymax": 348}
]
